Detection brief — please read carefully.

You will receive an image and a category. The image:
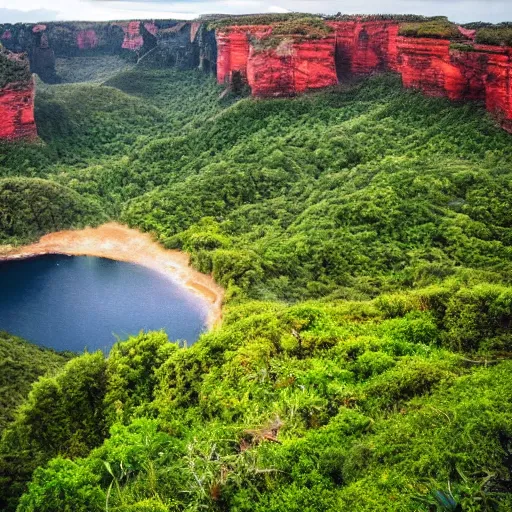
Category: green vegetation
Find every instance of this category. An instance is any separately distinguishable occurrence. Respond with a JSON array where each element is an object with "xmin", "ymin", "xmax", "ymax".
[
  {"xmin": 2, "ymin": 292, "xmax": 512, "ymax": 511},
  {"xmin": 475, "ymin": 25, "xmax": 512, "ymax": 47},
  {"xmin": 55, "ymin": 56, "xmax": 134, "ymax": 84},
  {"xmin": 0, "ymin": 332, "xmax": 71, "ymax": 434},
  {"xmin": 250, "ymin": 18, "xmax": 333, "ymax": 51},
  {"xmin": 399, "ymin": 19, "xmax": 461, "ymax": 39},
  {"xmin": 0, "ymin": 178, "xmax": 106, "ymax": 245},
  {"xmin": 0, "ymin": 60, "xmax": 512, "ymax": 511},
  {"xmin": 449, "ymin": 43, "xmax": 480, "ymax": 53},
  {"xmin": 205, "ymin": 13, "xmax": 324, "ymax": 30},
  {"xmin": 327, "ymin": 14, "xmax": 450, "ymax": 22},
  {"xmin": 248, "ymin": 18, "xmax": 333, "ymax": 52},
  {"xmin": 0, "ymin": 45, "xmax": 31, "ymax": 88},
  {"xmin": 270, "ymin": 18, "xmax": 333, "ymax": 38}
]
